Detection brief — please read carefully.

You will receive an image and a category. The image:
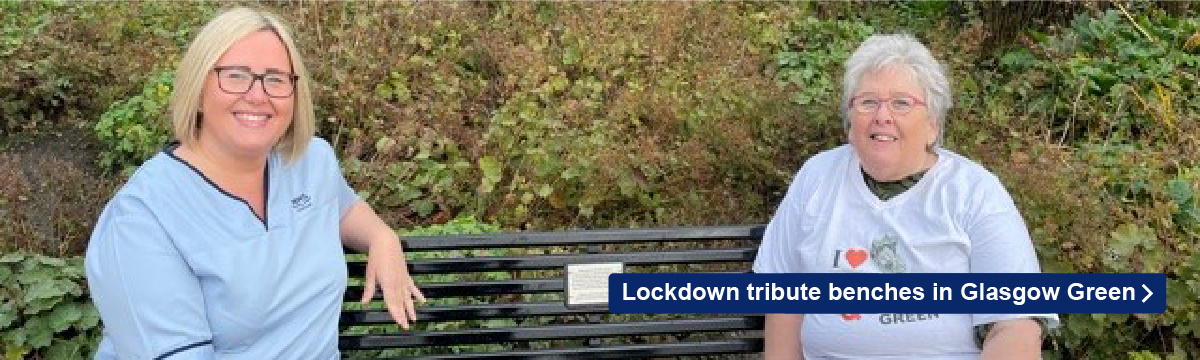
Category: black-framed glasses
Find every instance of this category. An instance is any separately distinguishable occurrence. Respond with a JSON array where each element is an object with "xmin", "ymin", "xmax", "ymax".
[
  {"xmin": 213, "ymin": 66, "xmax": 298, "ymax": 98},
  {"xmin": 850, "ymin": 94, "xmax": 927, "ymax": 115}
]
